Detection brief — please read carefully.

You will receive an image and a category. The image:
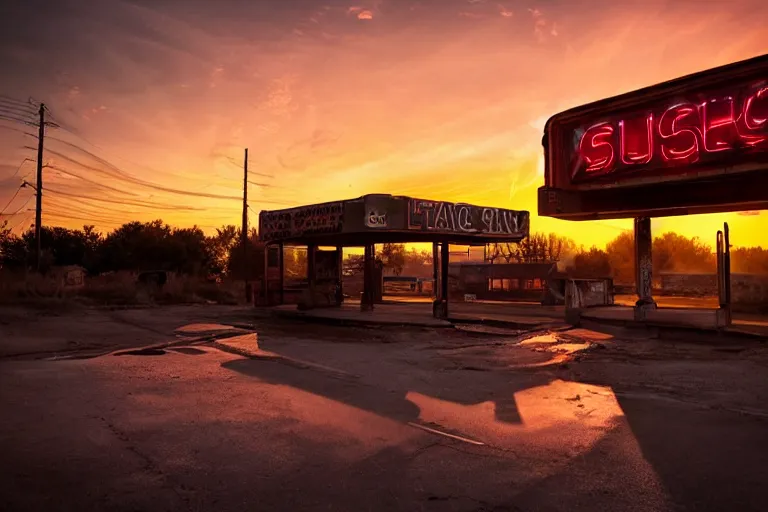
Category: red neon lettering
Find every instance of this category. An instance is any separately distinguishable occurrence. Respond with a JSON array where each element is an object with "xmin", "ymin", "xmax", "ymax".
[
  {"xmin": 572, "ymin": 81, "xmax": 767, "ymax": 180},
  {"xmin": 701, "ymin": 97, "xmax": 738, "ymax": 152},
  {"xmin": 737, "ymin": 87, "xmax": 767, "ymax": 147},
  {"xmin": 658, "ymin": 104, "xmax": 700, "ymax": 162},
  {"xmin": 745, "ymin": 87, "xmax": 767, "ymax": 130},
  {"xmin": 579, "ymin": 123, "xmax": 615, "ymax": 172},
  {"xmin": 619, "ymin": 115, "xmax": 653, "ymax": 164}
]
